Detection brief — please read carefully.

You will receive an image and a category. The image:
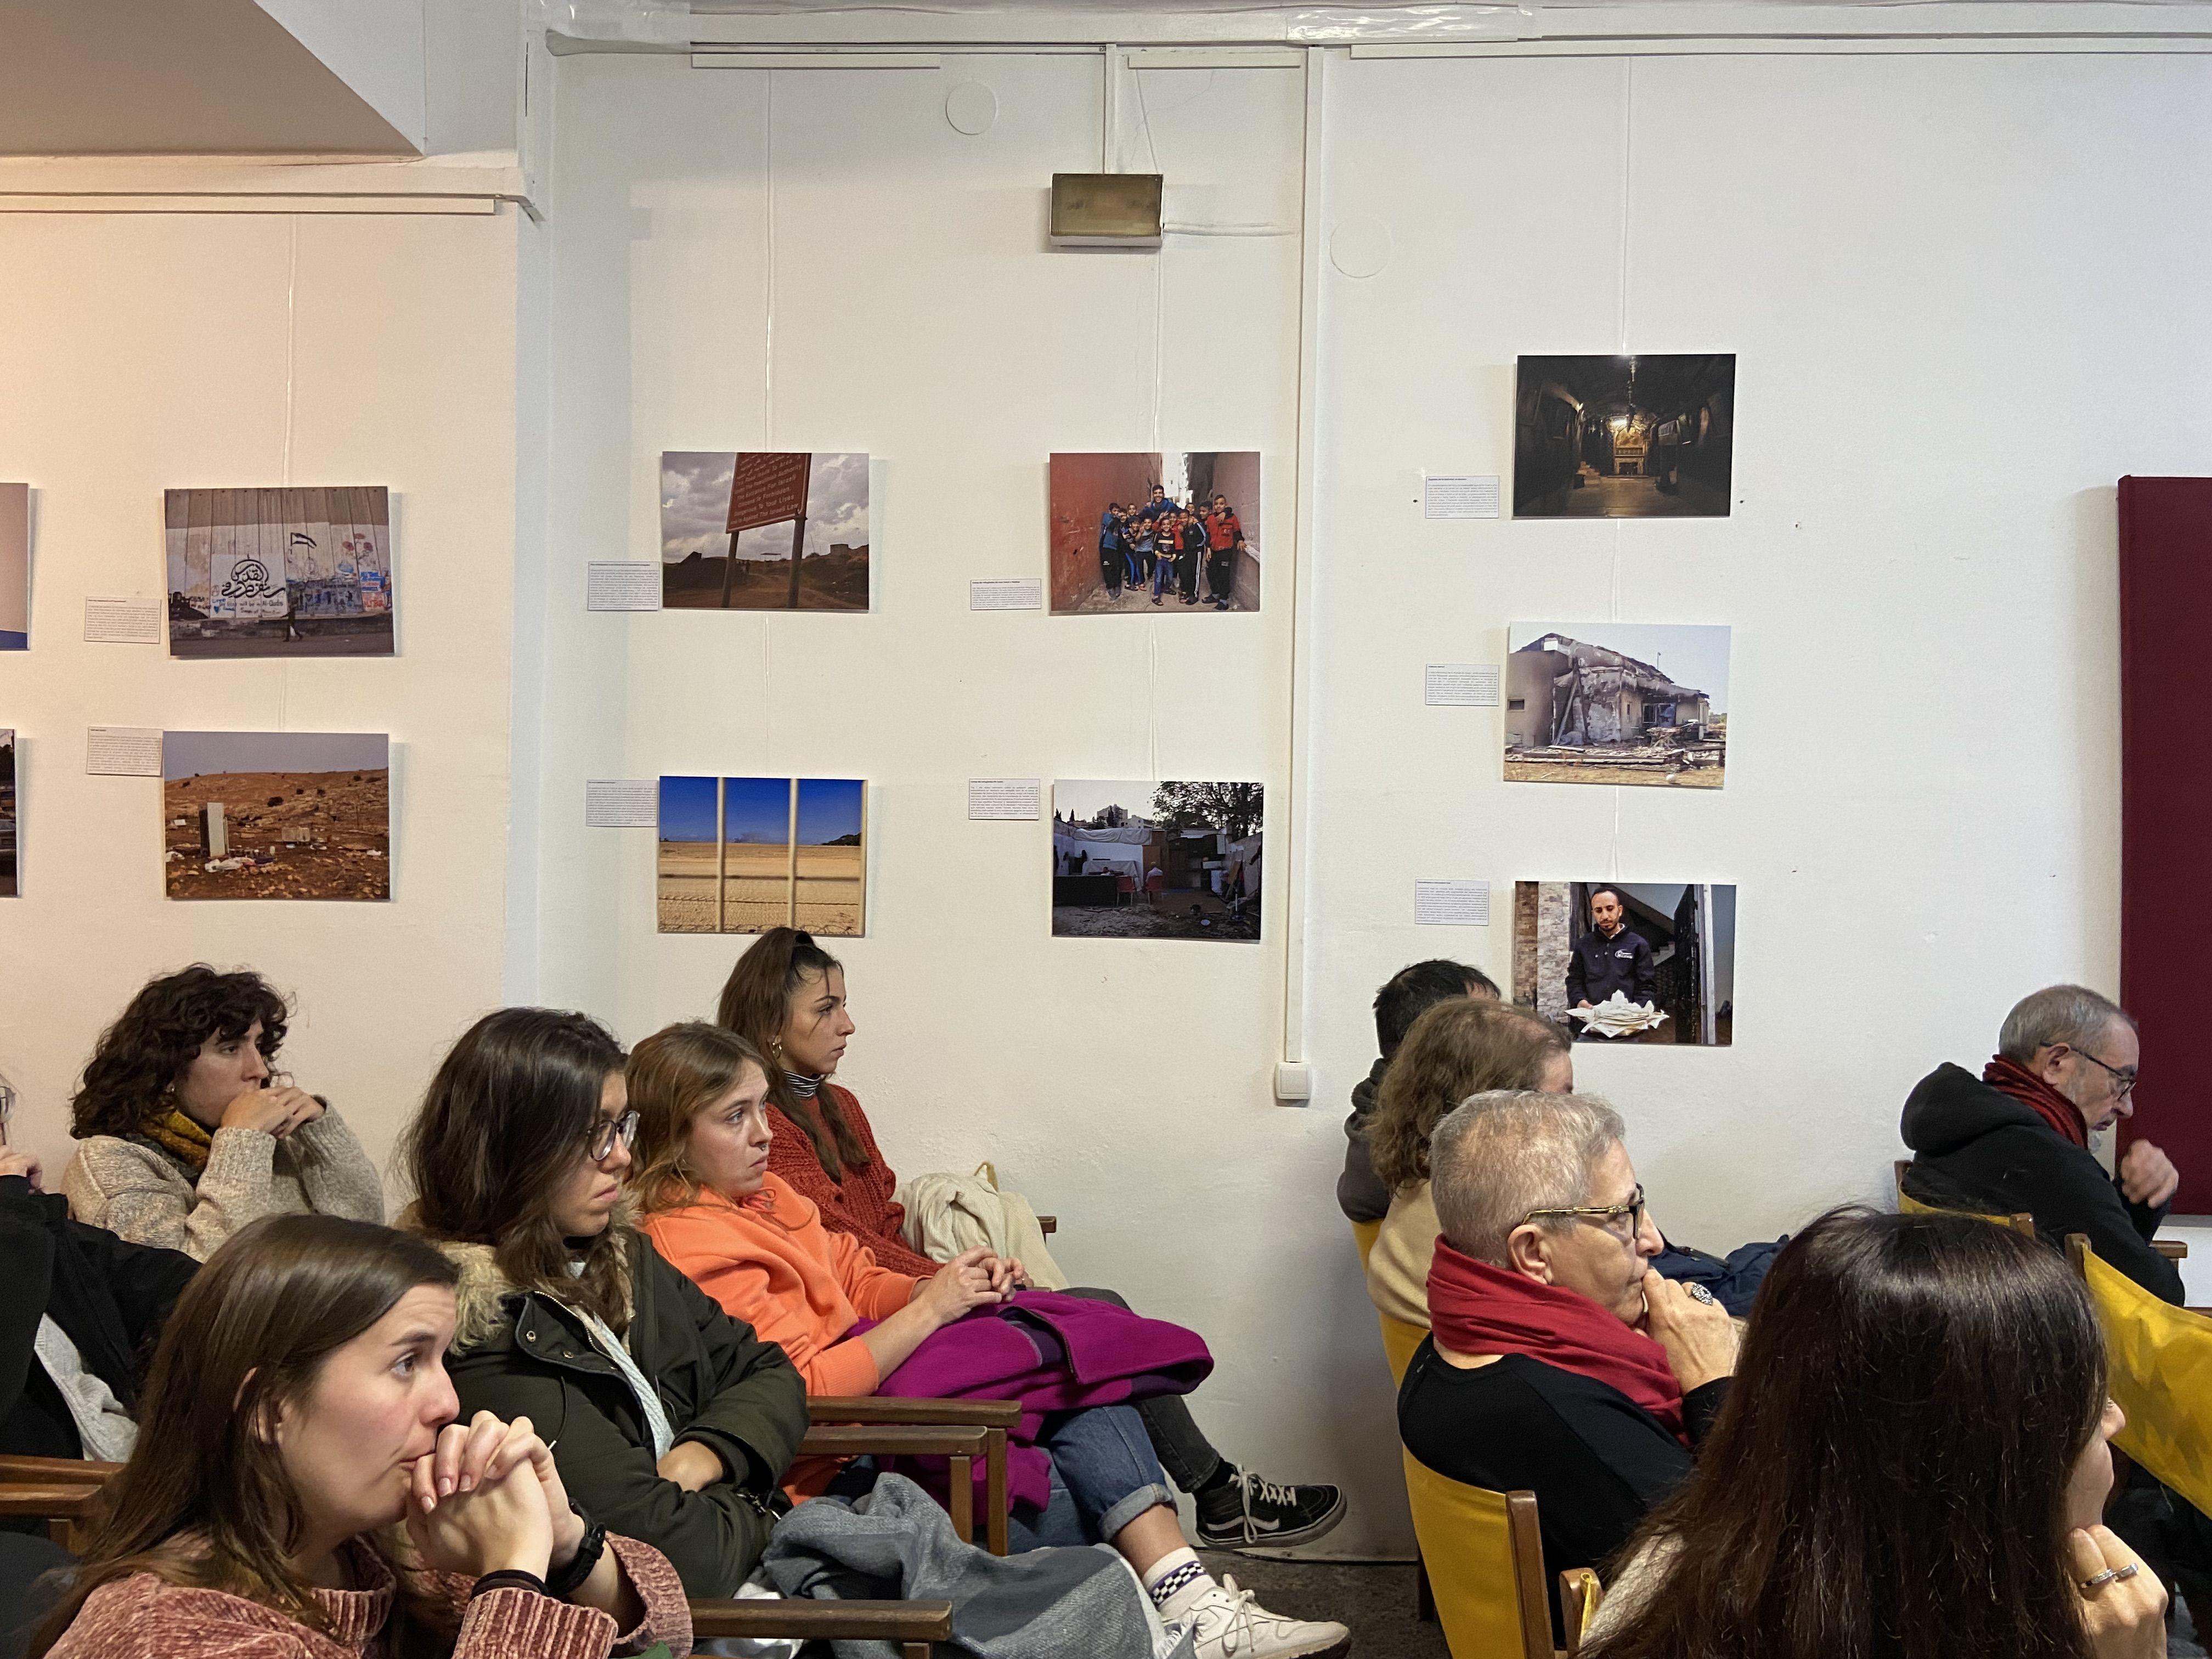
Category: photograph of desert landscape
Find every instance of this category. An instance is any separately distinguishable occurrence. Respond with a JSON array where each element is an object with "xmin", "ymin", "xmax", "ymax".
[
  {"xmin": 162, "ymin": 731, "xmax": 390, "ymax": 901},
  {"xmin": 793, "ymin": 777, "xmax": 866, "ymax": 938},
  {"xmin": 659, "ymin": 776, "xmax": 866, "ymax": 935},
  {"xmin": 660, "ymin": 452, "xmax": 869, "ymax": 612}
]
